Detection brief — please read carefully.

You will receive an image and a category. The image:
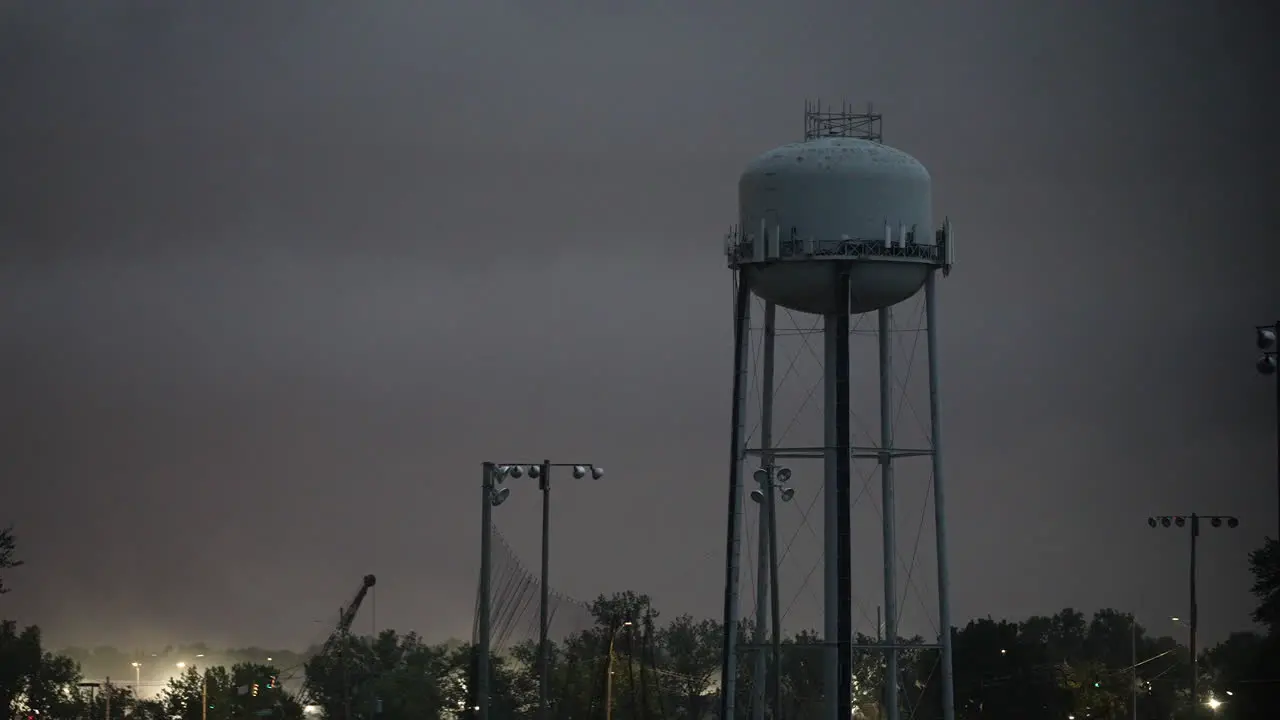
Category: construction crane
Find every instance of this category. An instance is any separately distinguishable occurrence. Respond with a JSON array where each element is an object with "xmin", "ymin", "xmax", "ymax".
[{"xmin": 296, "ymin": 574, "xmax": 377, "ymax": 713}]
